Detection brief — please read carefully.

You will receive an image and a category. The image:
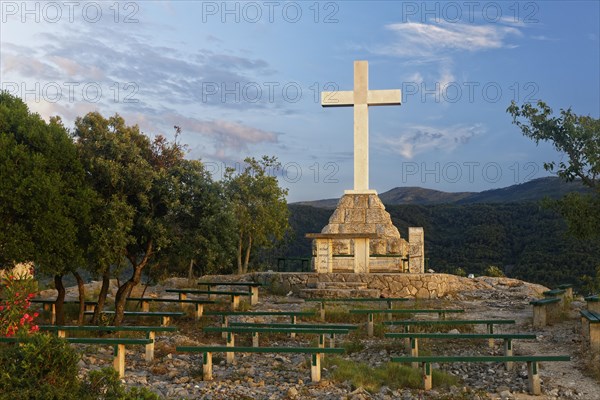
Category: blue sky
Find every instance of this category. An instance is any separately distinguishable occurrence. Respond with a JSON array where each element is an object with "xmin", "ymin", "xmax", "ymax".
[{"xmin": 1, "ymin": 1, "xmax": 599, "ymax": 201}]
